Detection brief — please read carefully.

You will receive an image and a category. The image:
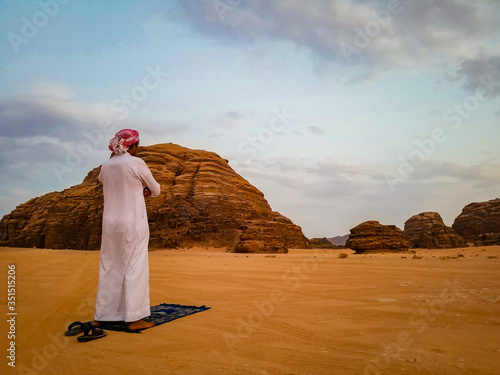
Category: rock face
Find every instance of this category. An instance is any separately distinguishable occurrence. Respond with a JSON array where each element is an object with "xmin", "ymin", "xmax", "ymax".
[
  {"xmin": 403, "ymin": 212, "xmax": 467, "ymax": 249},
  {"xmin": 452, "ymin": 199, "xmax": 500, "ymax": 246},
  {"xmin": 345, "ymin": 221, "xmax": 409, "ymax": 253},
  {"xmin": 0, "ymin": 143, "xmax": 309, "ymax": 253}
]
